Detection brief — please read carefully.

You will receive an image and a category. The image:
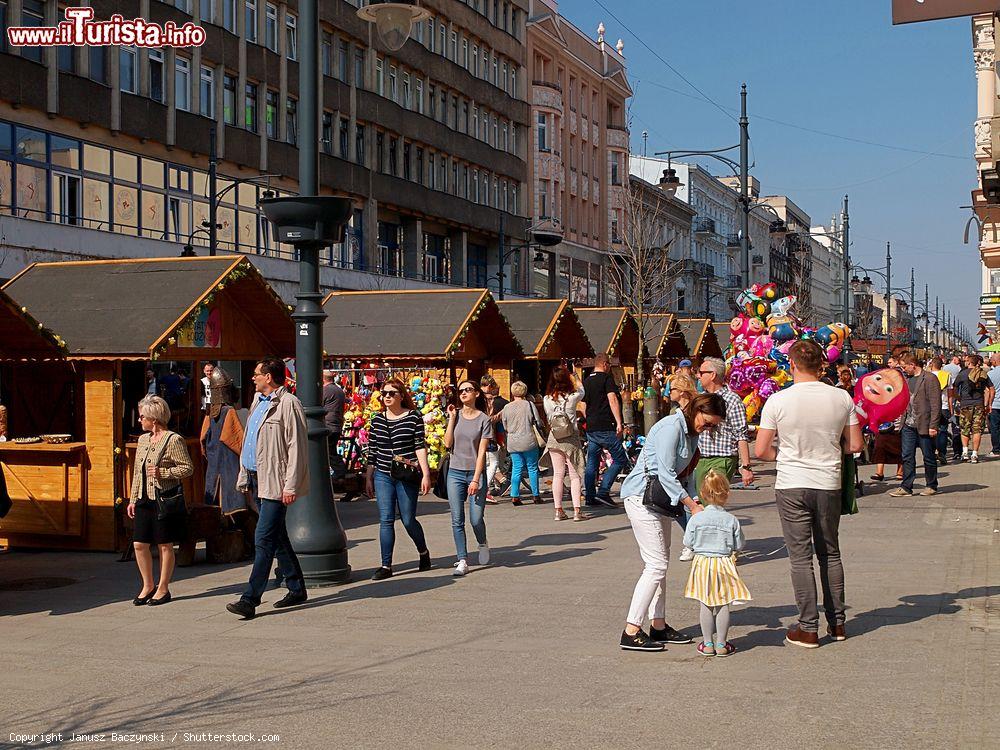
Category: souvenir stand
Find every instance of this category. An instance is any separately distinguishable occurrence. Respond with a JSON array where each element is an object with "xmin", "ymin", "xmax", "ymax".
[
  {"xmin": 0, "ymin": 256, "xmax": 294, "ymax": 556},
  {"xmin": 573, "ymin": 307, "xmax": 642, "ymax": 386},
  {"xmin": 676, "ymin": 318, "xmax": 724, "ymax": 361},
  {"xmin": 495, "ymin": 299, "xmax": 594, "ymax": 396},
  {"xmin": 322, "ymin": 289, "xmax": 522, "ymax": 478}
]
